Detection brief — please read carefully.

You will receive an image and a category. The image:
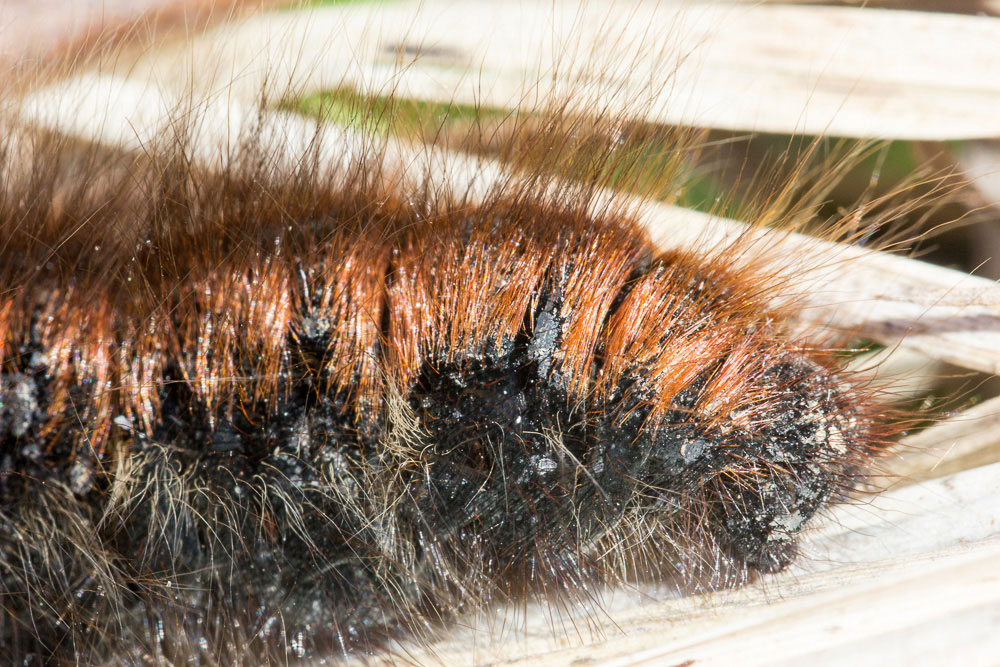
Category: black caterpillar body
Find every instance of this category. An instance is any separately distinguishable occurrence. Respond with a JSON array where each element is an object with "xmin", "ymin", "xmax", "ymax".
[{"xmin": 0, "ymin": 120, "xmax": 892, "ymax": 663}]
